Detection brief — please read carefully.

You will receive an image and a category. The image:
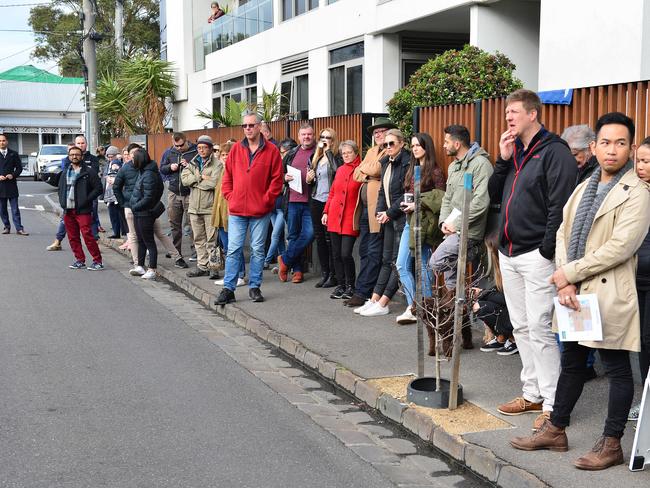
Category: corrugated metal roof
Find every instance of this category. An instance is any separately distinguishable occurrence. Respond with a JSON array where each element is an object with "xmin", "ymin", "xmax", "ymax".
[
  {"xmin": 0, "ymin": 81, "xmax": 84, "ymax": 112},
  {"xmin": 0, "ymin": 65, "xmax": 84, "ymax": 84},
  {"xmin": 0, "ymin": 115, "xmax": 81, "ymax": 129}
]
